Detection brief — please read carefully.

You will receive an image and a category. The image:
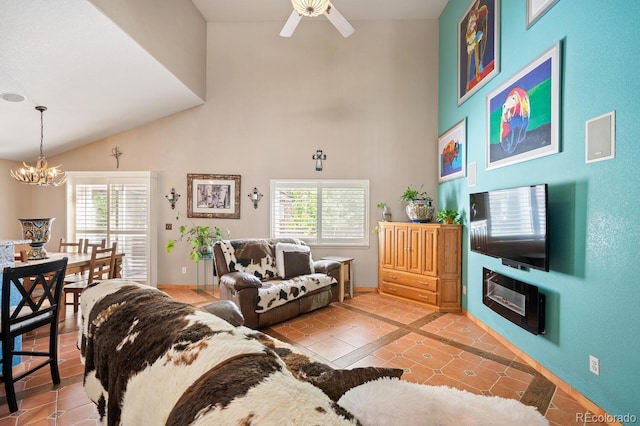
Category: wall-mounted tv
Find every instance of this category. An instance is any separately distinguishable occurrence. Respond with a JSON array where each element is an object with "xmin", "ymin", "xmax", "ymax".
[{"xmin": 470, "ymin": 184, "xmax": 549, "ymax": 271}]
